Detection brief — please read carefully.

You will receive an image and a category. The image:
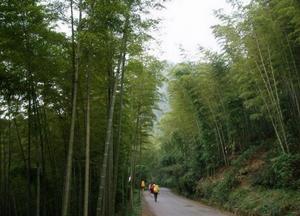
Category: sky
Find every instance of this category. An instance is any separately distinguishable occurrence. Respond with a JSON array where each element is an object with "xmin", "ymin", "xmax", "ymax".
[
  {"xmin": 148, "ymin": 0, "xmax": 239, "ymax": 63},
  {"xmin": 56, "ymin": 1, "xmax": 248, "ymax": 63},
  {"xmin": 148, "ymin": 0, "xmax": 243, "ymax": 116}
]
